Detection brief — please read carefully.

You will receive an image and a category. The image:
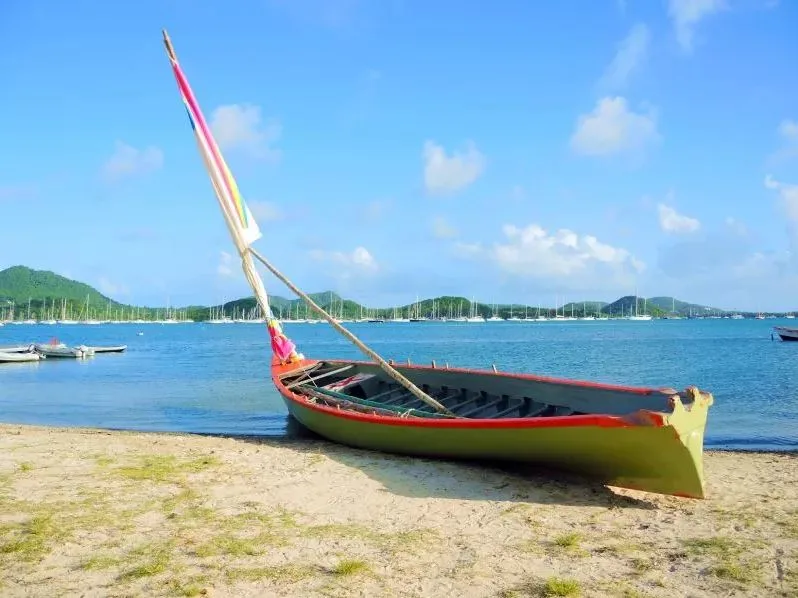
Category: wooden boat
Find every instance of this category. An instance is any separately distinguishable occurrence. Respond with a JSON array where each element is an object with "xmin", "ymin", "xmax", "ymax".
[
  {"xmin": 162, "ymin": 31, "xmax": 715, "ymax": 499},
  {"xmin": 774, "ymin": 326, "xmax": 798, "ymax": 341},
  {"xmin": 0, "ymin": 351, "xmax": 41, "ymax": 363},
  {"xmin": 271, "ymin": 359, "xmax": 713, "ymax": 498},
  {"xmin": 87, "ymin": 345, "xmax": 127, "ymax": 353}
]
